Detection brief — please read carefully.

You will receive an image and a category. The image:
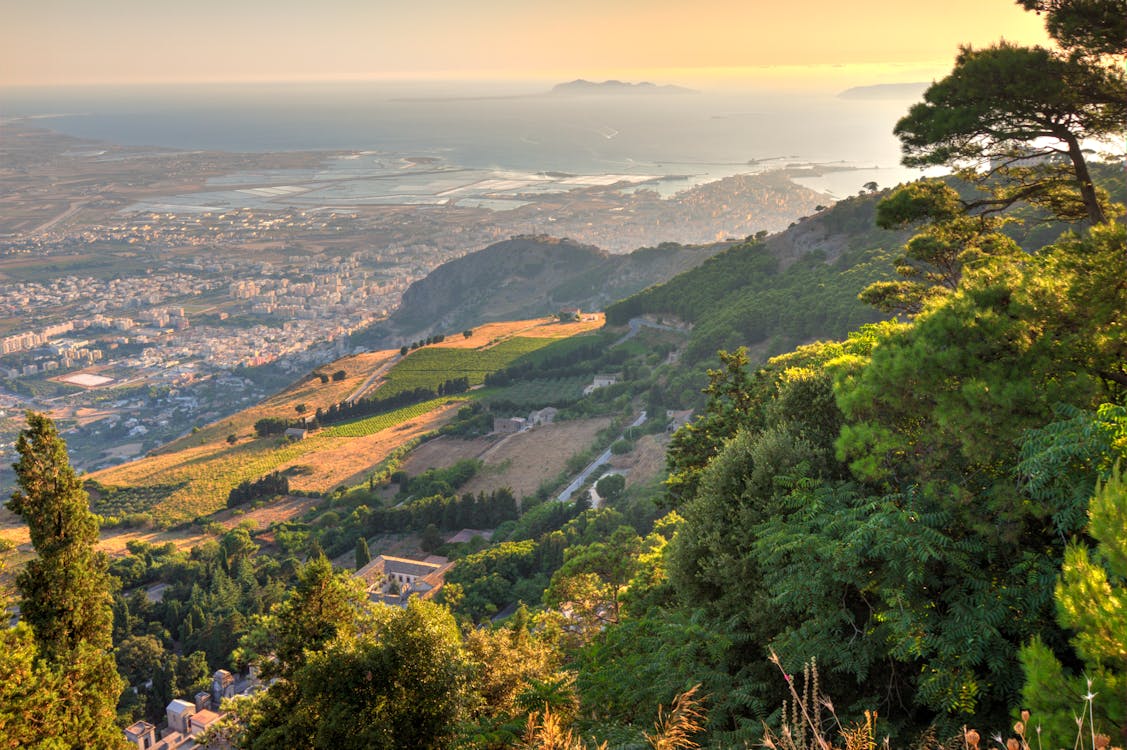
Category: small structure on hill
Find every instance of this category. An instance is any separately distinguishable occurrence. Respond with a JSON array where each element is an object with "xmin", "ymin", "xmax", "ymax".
[
  {"xmin": 493, "ymin": 416, "xmax": 527, "ymax": 434},
  {"xmin": 212, "ymin": 669, "xmax": 236, "ymax": 705},
  {"xmin": 583, "ymin": 374, "xmax": 619, "ymax": 396},
  {"xmin": 124, "ymin": 721, "xmax": 157, "ymax": 750},
  {"xmin": 166, "ymin": 699, "xmax": 195, "ymax": 735},
  {"xmin": 354, "ymin": 554, "xmax": 453, "ymax": 607},
  {"xmin": 665, "ymin": 409, "xmax": 694, "ymax": 432},
  {"xmin": 528, "ymin": 407, "xmax": 558, "ymax": 426},
  {"xmin": 284, "ymin": 427, "xmax": 308, "ymax": 441}
]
